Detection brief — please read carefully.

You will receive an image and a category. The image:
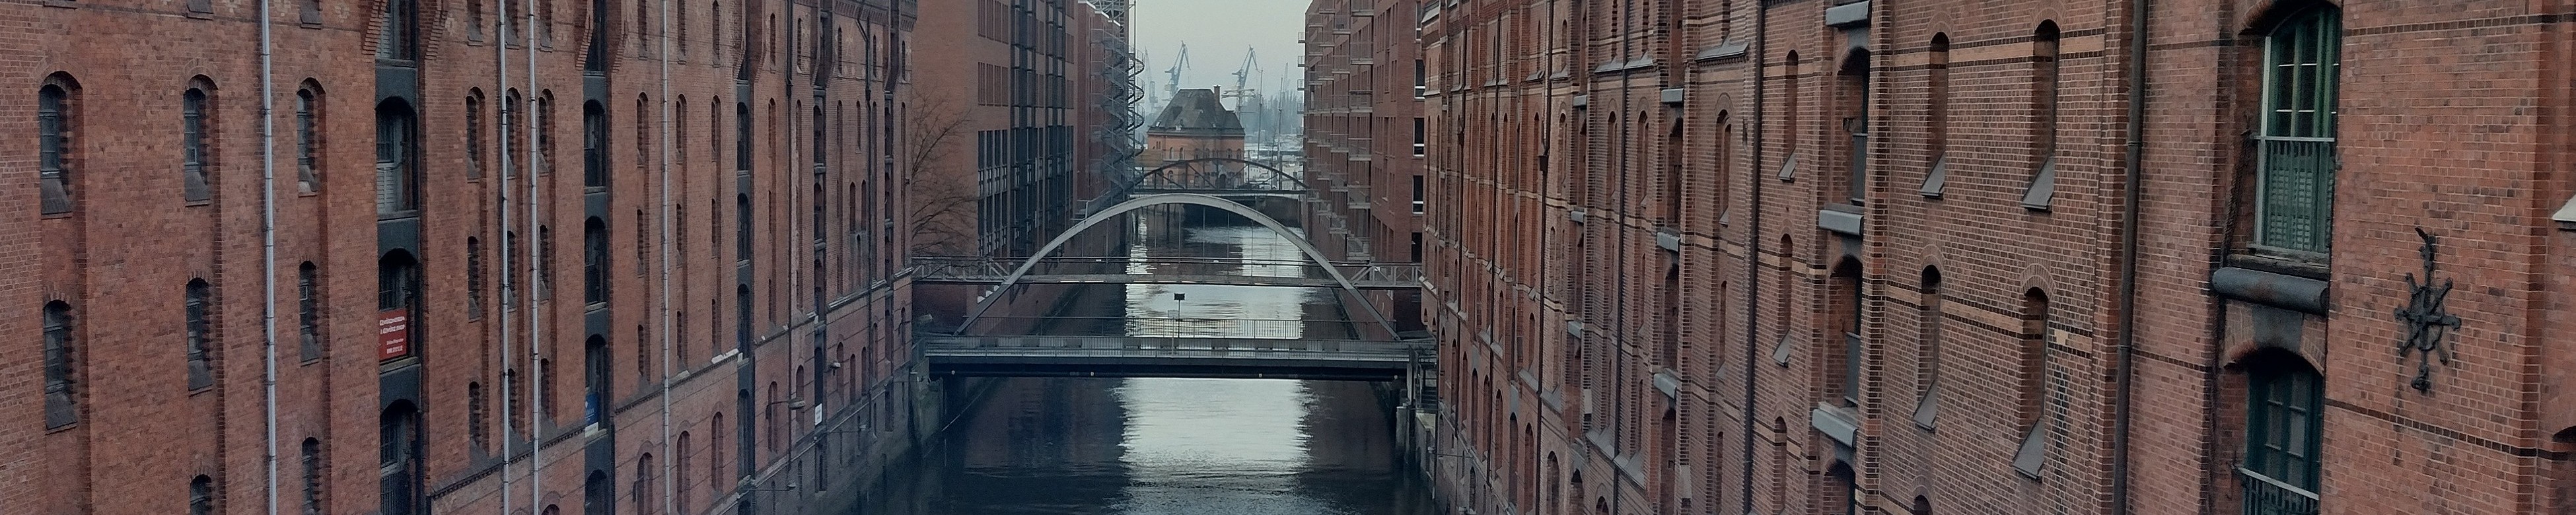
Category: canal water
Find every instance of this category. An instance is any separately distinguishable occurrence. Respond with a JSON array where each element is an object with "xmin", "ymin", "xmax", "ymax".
[{"xmin": 859, "ymin": 216, "xmax": 1437, "ymax": 515}]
